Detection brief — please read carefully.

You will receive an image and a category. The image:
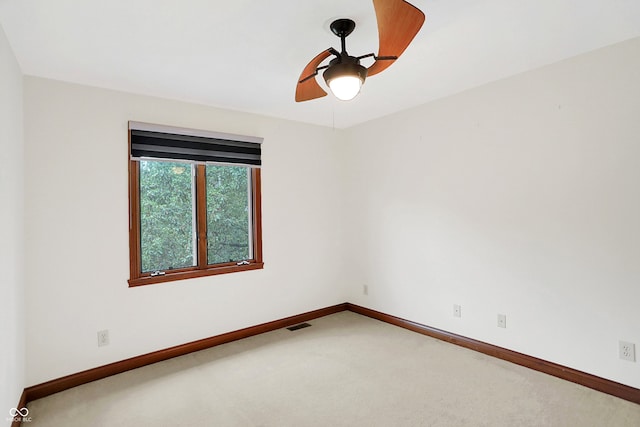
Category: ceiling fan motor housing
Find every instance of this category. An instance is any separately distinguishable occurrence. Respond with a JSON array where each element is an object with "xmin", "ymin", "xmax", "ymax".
[{"xmin": 323, "ymin": 56, "xmax": 368, "ymax": 87}]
